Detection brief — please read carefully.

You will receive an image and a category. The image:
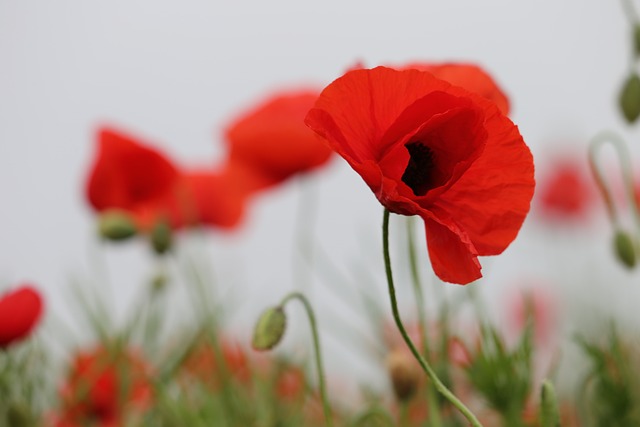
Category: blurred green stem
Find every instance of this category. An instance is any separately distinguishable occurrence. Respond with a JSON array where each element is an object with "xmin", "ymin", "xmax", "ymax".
[
  {"xmin": 383, "ymin": 209, "xmax": 483, "ymax": 427},
  {"xmin": 280, "ymin": 291, "xmax": 333, "ymax": 427}
]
